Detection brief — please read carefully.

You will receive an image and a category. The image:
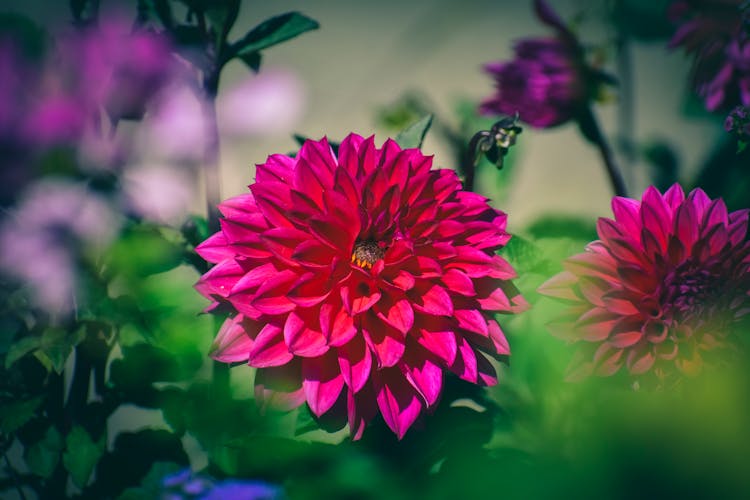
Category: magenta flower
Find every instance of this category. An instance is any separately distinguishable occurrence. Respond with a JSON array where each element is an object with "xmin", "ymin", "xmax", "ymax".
[
  {"xmin": 669, "ymin": 0, "xmax": 750, "ymax": 110},
  {"xmin": 539, "ymin": 184, "xmax": 750, "ymax": 380},
  {"xmin": 196, "ymin": 134, "xmax": 526, "ymax": 439},
  {"xmin": 479, "ymin": 0, "xmax": 591, "ymax": 128}
]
